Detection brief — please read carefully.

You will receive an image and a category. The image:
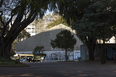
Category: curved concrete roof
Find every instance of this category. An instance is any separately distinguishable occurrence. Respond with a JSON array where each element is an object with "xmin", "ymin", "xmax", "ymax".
[{"xmin": 15, "ymin": 28, "xmax": 82, "ymax": 52}]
